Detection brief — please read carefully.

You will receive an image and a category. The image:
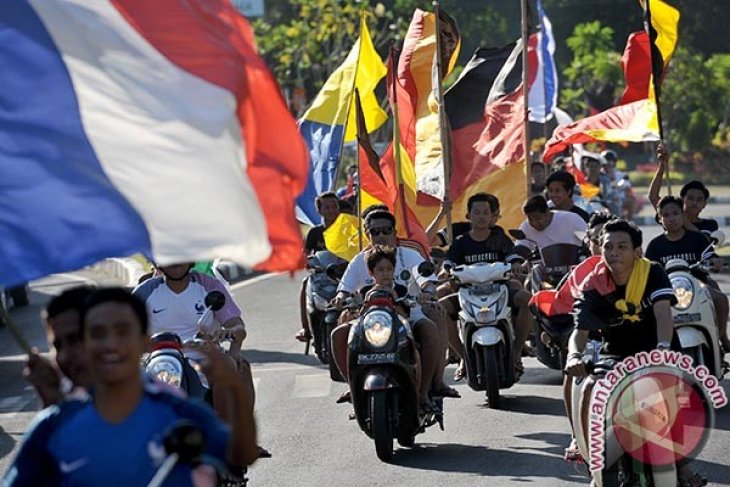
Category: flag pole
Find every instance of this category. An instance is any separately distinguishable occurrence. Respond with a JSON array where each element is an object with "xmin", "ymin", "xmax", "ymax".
[
  {"xmin": 521, "ymin": 0, "xmax": 532, "ymax": 196},
  {"xmin": 355, "ymin": 88, "xmax": 364, "ymax": 251},
  {"xmin": 645, "ymin": 0, "xmax": 672, "ymax": 194},
  {"xmin": 433, "ymin": 0, "xmax": 454, "ymax": 244}
]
